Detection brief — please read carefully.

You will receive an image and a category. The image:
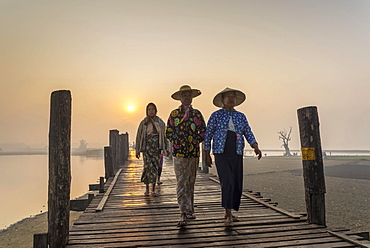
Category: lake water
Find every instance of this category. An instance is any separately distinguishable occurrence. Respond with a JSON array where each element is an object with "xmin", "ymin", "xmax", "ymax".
[{"xmin": 0, "ymin": 155, "xmax": 104, "ymax": 230}]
